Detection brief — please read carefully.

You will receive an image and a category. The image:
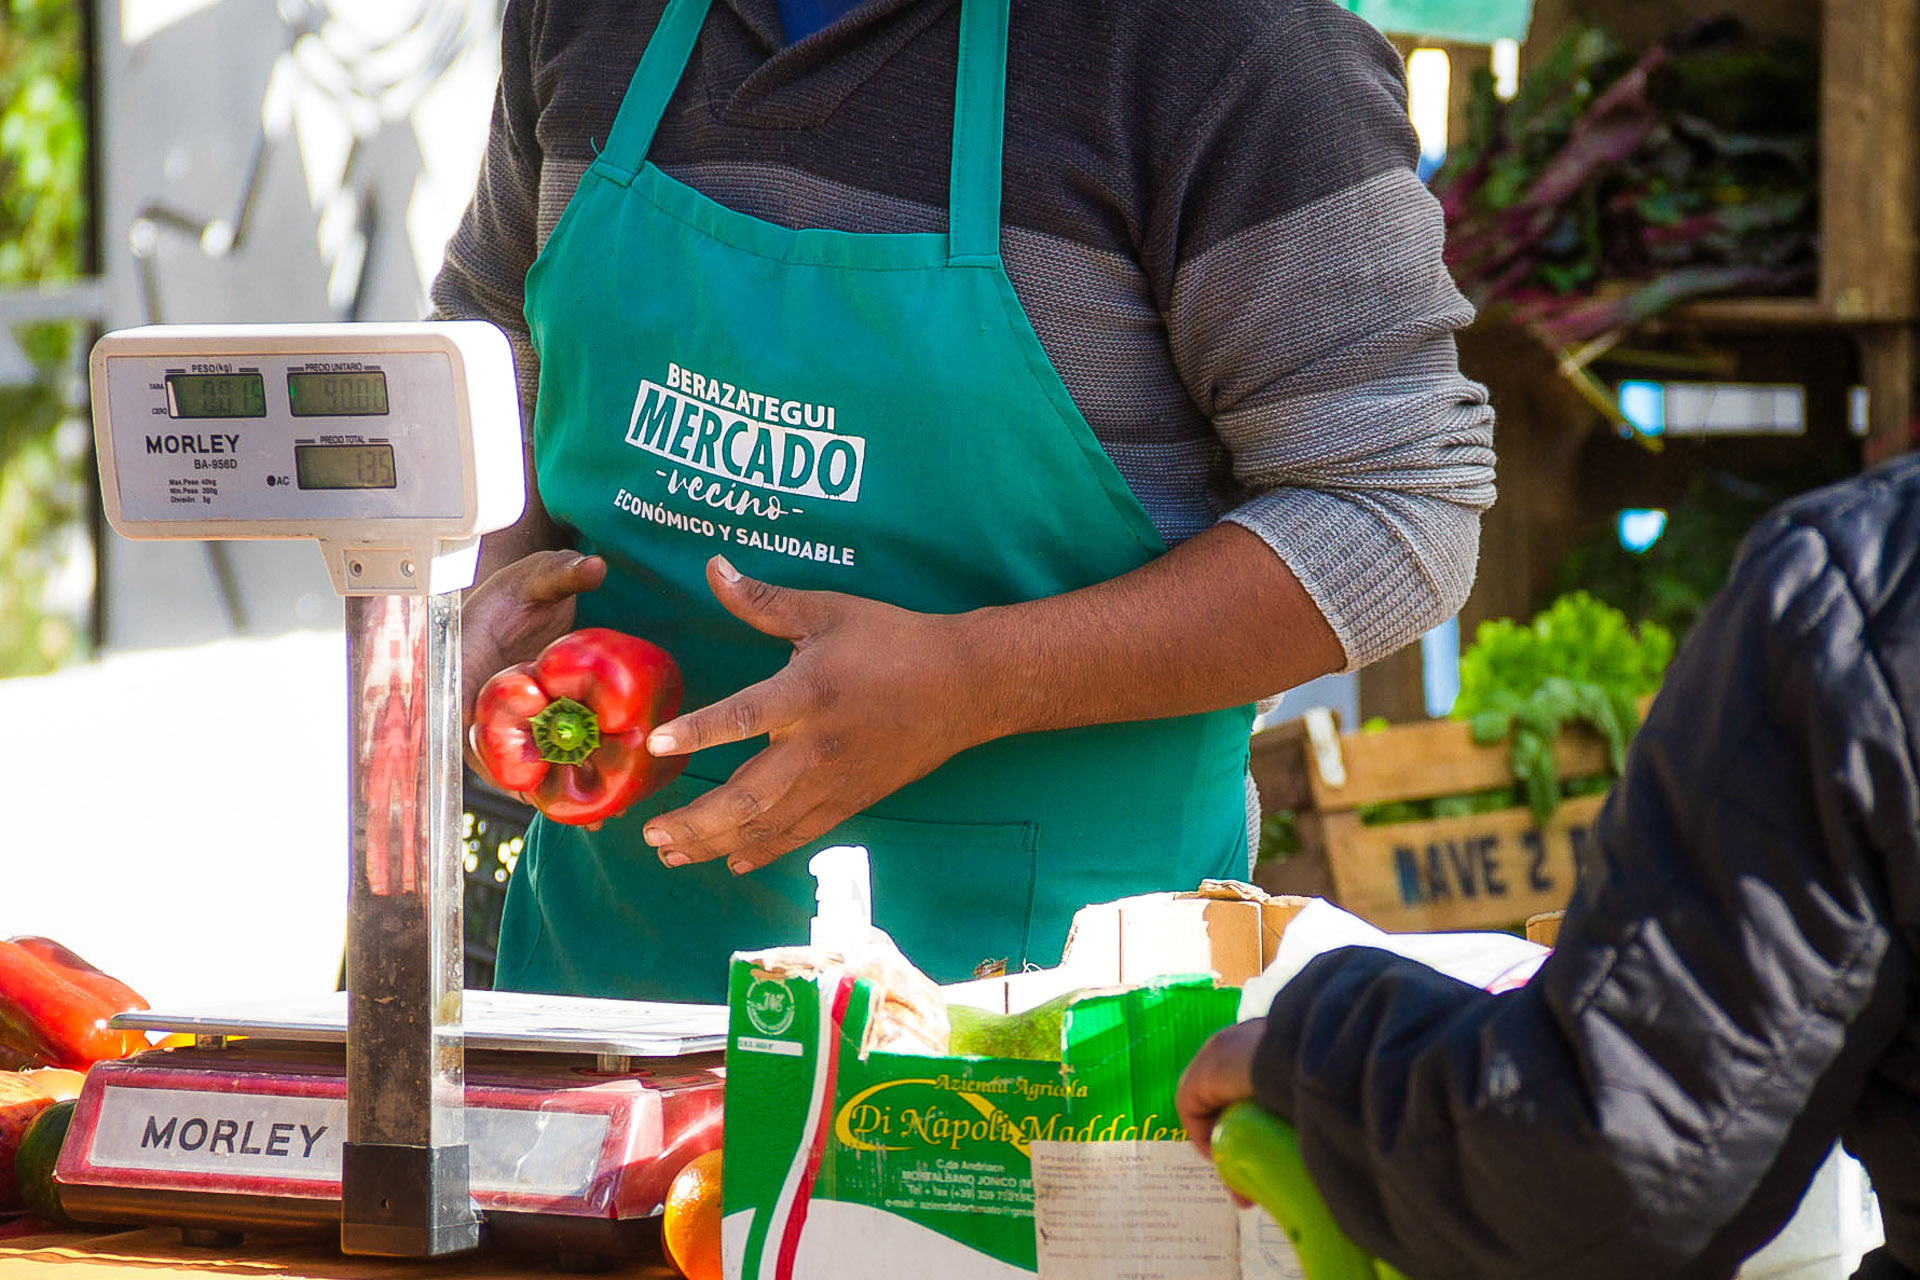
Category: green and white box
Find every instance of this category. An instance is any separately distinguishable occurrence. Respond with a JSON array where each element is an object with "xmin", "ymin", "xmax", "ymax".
[{"xmin": 722, "ymin": 955, "xmax": 1242, "ymax": 1280}]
